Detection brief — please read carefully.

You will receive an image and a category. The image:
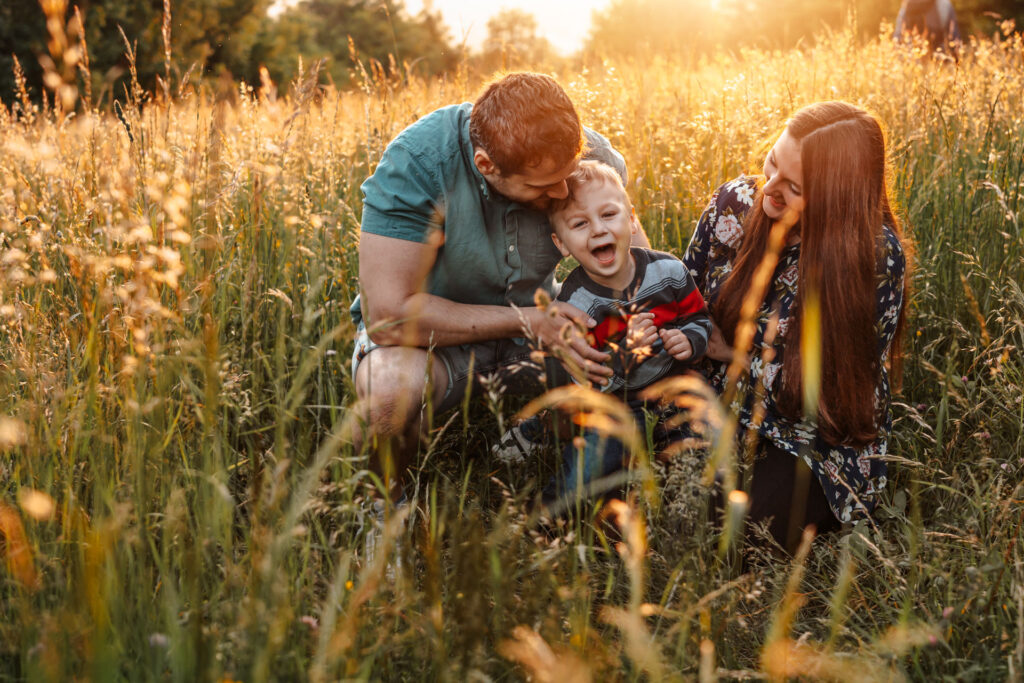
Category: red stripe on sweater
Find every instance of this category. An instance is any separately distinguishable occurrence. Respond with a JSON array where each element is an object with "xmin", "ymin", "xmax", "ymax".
[{"xmin": 588, "ymin": 289, "xmax": 706, "ymax": 348}]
